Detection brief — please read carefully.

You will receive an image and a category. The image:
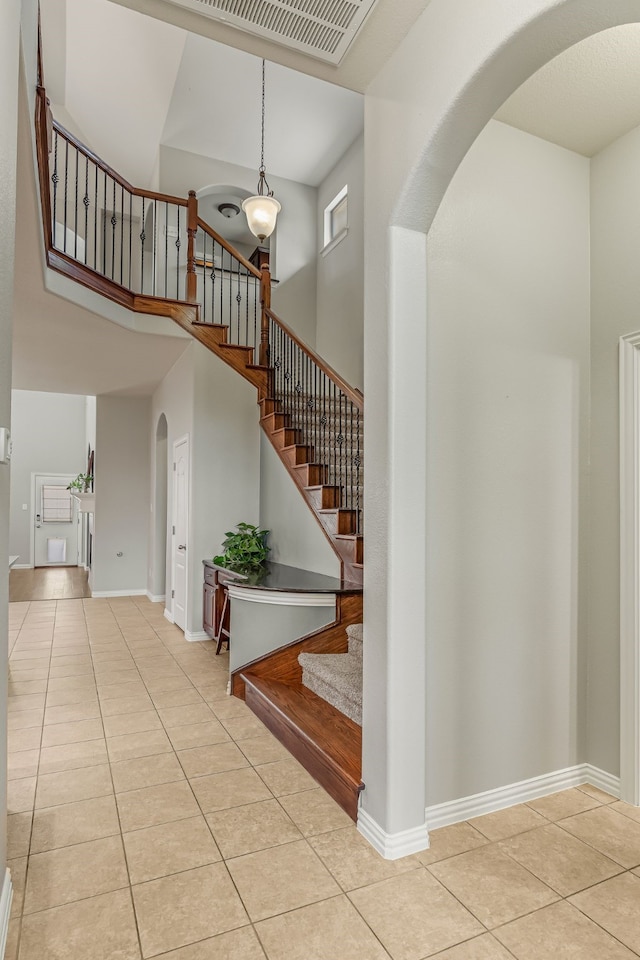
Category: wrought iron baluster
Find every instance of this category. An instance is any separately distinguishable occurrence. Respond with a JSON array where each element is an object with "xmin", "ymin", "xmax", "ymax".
[
  {"xmin": 51, "ymin": 130, "xmax": 59, "ymax": 246},
  {"xmin": 73, "ymin": 144, "xmax": 78, "ymax": 259},
  {"xmin": 93, "ymin": 162, "xmax": 98, "ymax": 271},
  {"xmin": 127, "ymin": 192, "xmax": 132, "ymax": 289},
  {"xmin": 83, "ymin": 153, "xmax": 89, "ymax": 265},
  {"xmin": 63, "ymin": 138, "xmax": 69, "ymax": 254},
  {"xmin": 140, "ymin": 197, "xmax": 146, "ymax": 293},
  {"xmin": 245, "ymin": 266, "xmax": 249, "ymax": 351},
  {"xmin": 111, "ymin": 179, "xmax": 116, "ymax": 280},
  {"xmin": 119, "ymin": 185, "xmax": 124, "ymax": 283},
  {"xmin": 236, "ymin": 260, "xmax": 242, "ymax": 342},
  {"xmin": 164, "ymin": 202, "xmax": 169, "ymax": 298},
  {"xmin": 211, "ymin": 237, "xmax": 217, "ymax": 325},
  {"xmin": 349, "ymin": 400, "xmax": 354, "ymax": 515},
  {"xmin": 175, "ymin": 205, "xmax": 181, "ymax": 300},
  {"xmin": 152, "ymin": 199, "xmax": 157, "ymax": 296},
  {"xmin": 102, "ymin": 170, "xmax": 107, "ymax": 275}
]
